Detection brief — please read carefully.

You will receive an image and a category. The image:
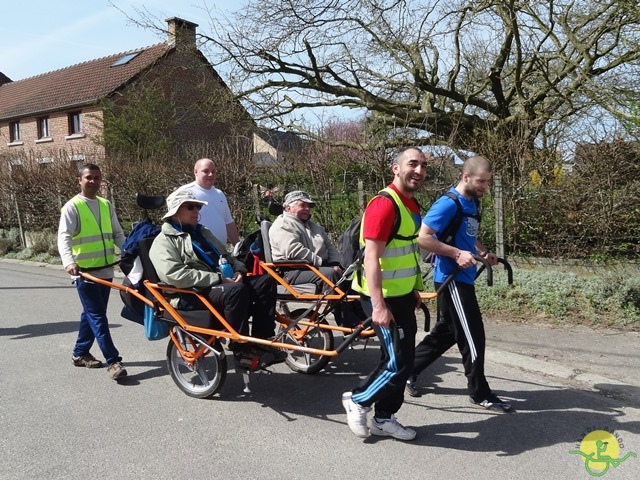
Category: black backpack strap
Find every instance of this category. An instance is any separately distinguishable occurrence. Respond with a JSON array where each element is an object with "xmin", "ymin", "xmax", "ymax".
[
  {"xmin": 376, "ymin": 191, "xmax": 401, "ymax": 244},
  {"xmin": 437, "ymin": 192, "xmax": 463, "ymax": 246},
  {"xmin": 438, "ymin": 191, "xmax": 481, "ymax": 246},
  {"xmin": 377, "ymin": 190, "xmax": 420, "ymax": 243}
]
